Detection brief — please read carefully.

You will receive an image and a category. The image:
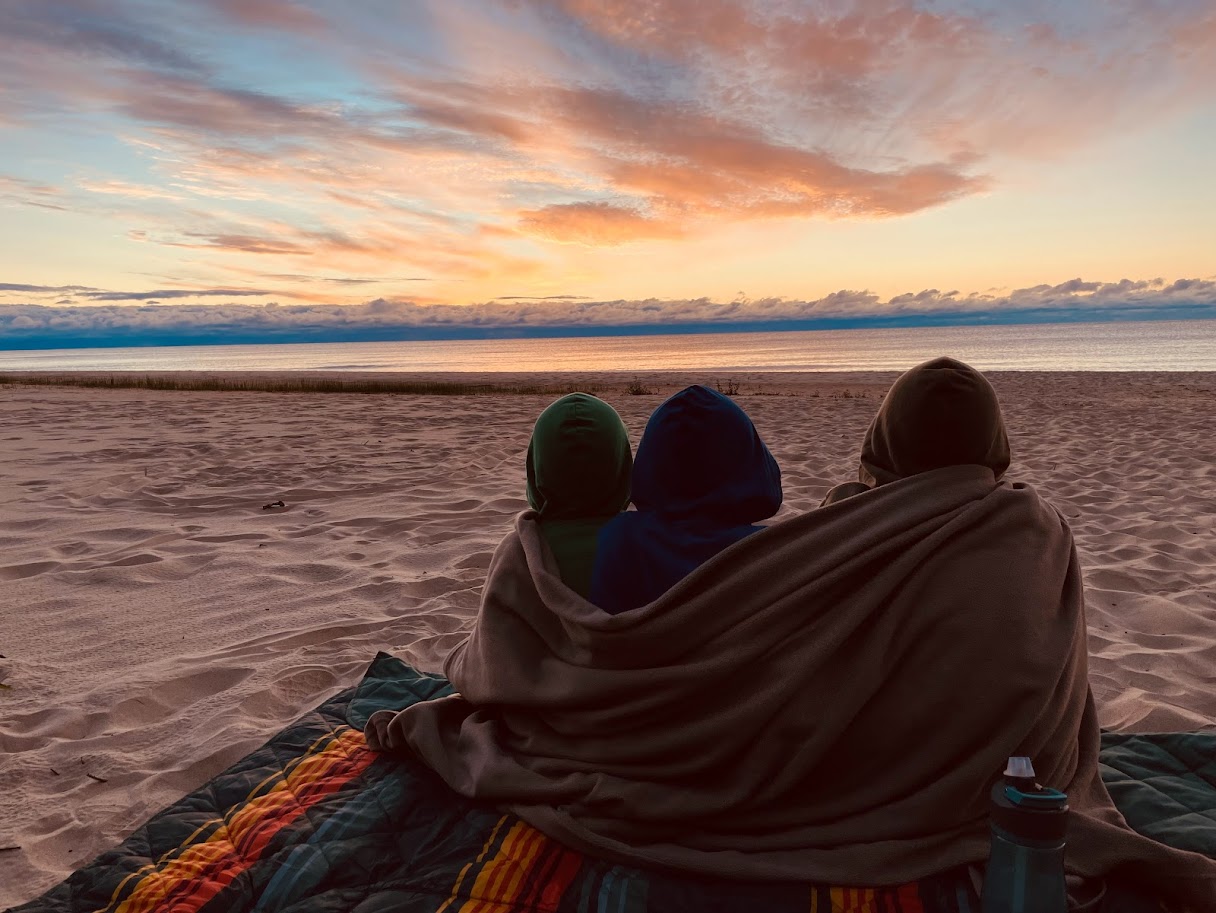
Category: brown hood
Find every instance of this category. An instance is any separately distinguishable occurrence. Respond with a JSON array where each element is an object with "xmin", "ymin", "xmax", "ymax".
[{"xmin": 861, "ymin": 356, "xmax": 1011, "ymax": 487}]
